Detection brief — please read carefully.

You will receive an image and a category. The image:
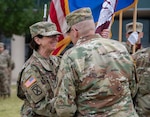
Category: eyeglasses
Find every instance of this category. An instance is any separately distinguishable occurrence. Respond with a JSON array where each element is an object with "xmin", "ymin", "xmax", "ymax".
[
  {"xmin": 66, "ymin": 27, "xmax": 78, "ymax": 34},
  {"xmin": 35, "ymin": 34, "xmax": 59, "ymax": 39},
  {"xmin": 36, "ymin": 34, "xmax": 44, "ymax": 38},
  {"xmin": 47, "ymin": 35, "xmax": 59, "ymax": 39},
  {"xmin": 128, "ymin": 31, "xmax": 140, "ymax": 35},
  {"xmin": 66, "ymin": 28, "xmax": 73, "ymax": 34}
]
